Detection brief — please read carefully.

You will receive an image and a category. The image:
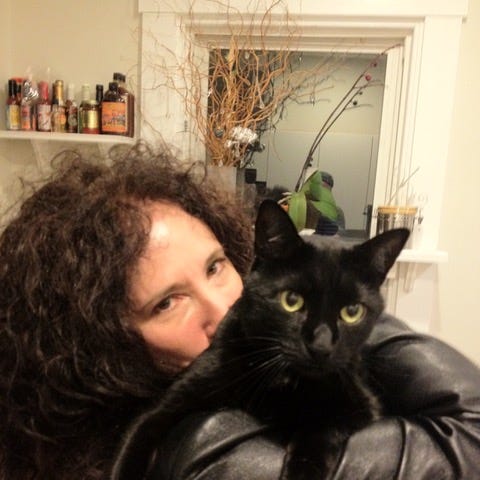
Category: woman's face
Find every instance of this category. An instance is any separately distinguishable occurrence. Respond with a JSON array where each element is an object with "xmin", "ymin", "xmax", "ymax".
[{"xmin": 129, "ymin": 203, "xmax": 243, "ymax": 372}]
